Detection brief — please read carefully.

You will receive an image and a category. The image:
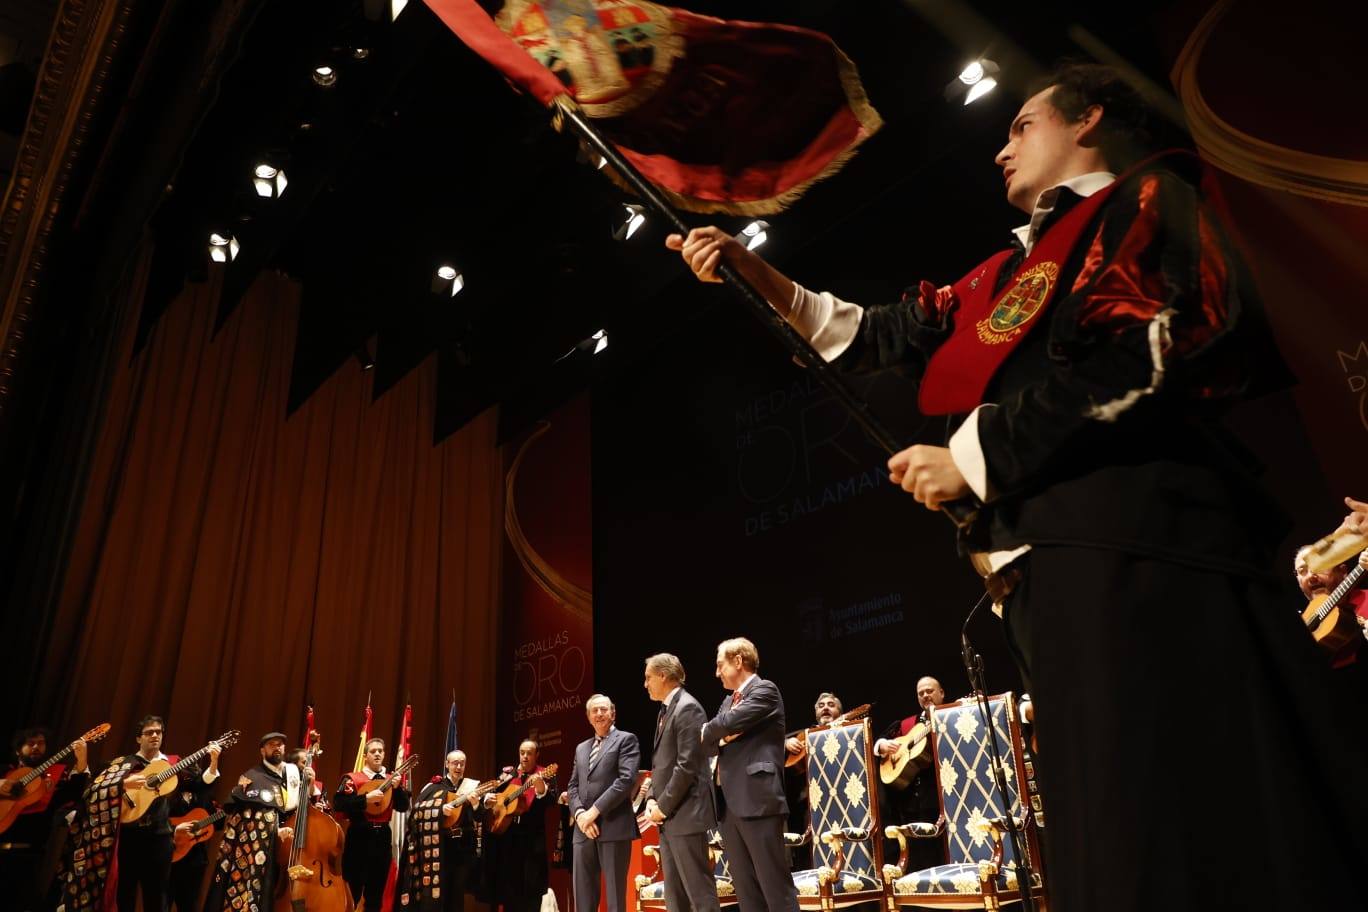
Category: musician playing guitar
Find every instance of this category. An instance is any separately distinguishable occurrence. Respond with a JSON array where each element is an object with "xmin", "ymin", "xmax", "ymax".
[
  {"xmin": 874, "ymin": 678, "xmax": 945, "ymax": 874},
  {"xmin": 334, "ymin": 736, "xmax": 412, "ymax": 909},
  {"xmin": 482, "ymin": 739, "xmax": 555, "ymax": 912},
  {"xmin": 116, "ymin": 714, "xmax": 221, "ymax": 912},
  {"xmin": 0, "ymin": 727, "xmax": 89, "ymax": 909},
  {"xmin": 1295, "ymin": 524, "xmax": 1368, "ymax": 702},
  {"xmin": 402, "ymin": 749, "xmax": 487, "ymax": 912},
  {"xmin": 782, "ymin": 692, "xmax": 844, "ymax": 868}
]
